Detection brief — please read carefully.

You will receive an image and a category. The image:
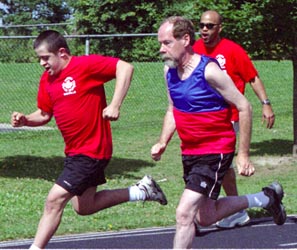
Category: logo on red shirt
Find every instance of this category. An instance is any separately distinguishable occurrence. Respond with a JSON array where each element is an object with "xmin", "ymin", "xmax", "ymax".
[
  {"xmin": 62, "ymin": 77, "xmax": 76, "ymax": 96},
  {"xmin": 216, "ymin": 54, "xmax": 226, "ymax": 70}
]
